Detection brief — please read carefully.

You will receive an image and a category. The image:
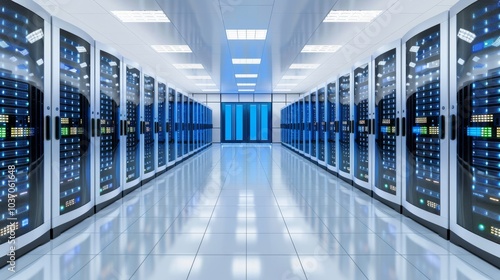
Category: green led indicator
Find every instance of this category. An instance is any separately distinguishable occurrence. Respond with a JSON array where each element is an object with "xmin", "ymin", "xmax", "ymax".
[
  {"xmin": 0, "ymin": 127, "xmax": 6, "ymax": 138},
  {"xmin": 60, "ymin": 205, "xmax": 64, "ymax": 211},
  {"xmin": 419, "ymin": 199, "xmax": 425, "ymax": 205},
  {"xmin": 478, "ymin": 224, "xmax": 485, "ymax": 231},
  {"xmin": 61, "ymin": 127, "xmax": 69, "ymax": 136}
]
